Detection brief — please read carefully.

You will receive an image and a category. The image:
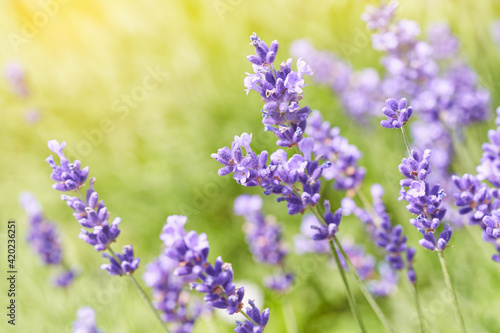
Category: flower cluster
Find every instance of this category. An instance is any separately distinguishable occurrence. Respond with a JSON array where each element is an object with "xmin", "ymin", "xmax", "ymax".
[
  {"xmin": 19, "ymin": 192, "xmax": 76, "ymax": 287},
  {"xmin": 46, "ymin": 140, "xmax": 139, "ymax": 276},
  {"xmin": 305, "ymin": 111, "xmax": 366, "ymax": 191},
  {"xmin": 397, "ymin": 148, "xmax": 452, "ymax": 251},
  {"xmin": 212, "ymin": 133, "xmax": 330, "ymax": 215},
  {"xmin": 234, "ymin": 195, "xmax": 293, "ymax": 292},
  {"xmin": 380, "ymin": 98, "xmax": 413, "ymax": 129},
  {"xmin": 73, "ymin": 306, "xmax": 102, "ymax": 333},
  {"xmin": 341, "ymin": 184, "xmax": 416, "ymax": 283},
  {"xmin": 452, "ymin": 108, "xmax": 500, "ymax": 262},
  {"xmin": 160, "ymin": 215, "xmax": 270, "ymax": 332},
  {"xmin": 294, "ymin": 217, "xmax": 398, "ymax": 297},
  {"xmin": 245, "ymin": 33, "xmax": 313, "ymax": 147},
  {"xmin": 144, "ymin": 255, "xmax": 203, "ymax": 332}
]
